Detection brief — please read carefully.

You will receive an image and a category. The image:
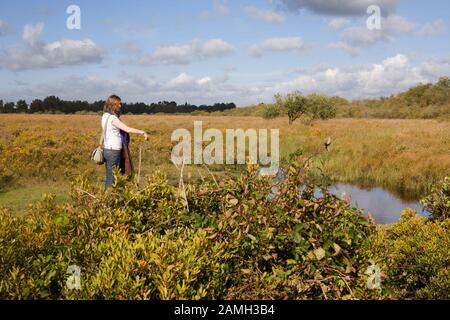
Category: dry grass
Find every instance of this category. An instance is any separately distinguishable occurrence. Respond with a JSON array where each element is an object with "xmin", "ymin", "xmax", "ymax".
[{"xmin": 0, "ymin": 114, "xmax": 449, "ymax": 209}]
